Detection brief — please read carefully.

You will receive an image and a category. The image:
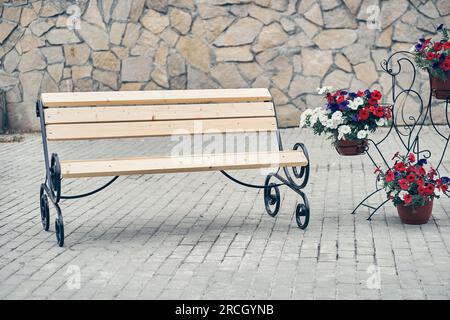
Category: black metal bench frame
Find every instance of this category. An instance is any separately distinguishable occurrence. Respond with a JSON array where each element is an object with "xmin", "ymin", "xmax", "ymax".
[{"xmin": 36, "ymin": 98, "xmax": 311, "ymax": 247}]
